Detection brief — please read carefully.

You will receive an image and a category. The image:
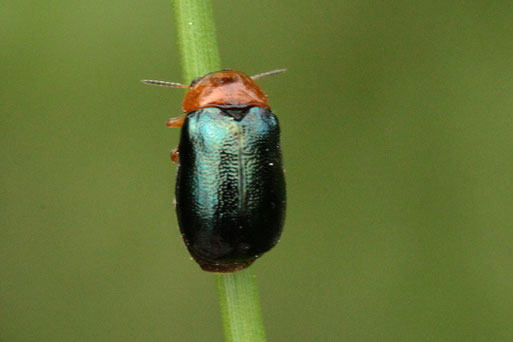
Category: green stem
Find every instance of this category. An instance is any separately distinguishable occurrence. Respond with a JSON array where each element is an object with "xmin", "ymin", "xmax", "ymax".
[
  {"xmin": 172, "ymin": 0, "xmax": 221, "ymax": 82},
  {"xmin": 216, "ymin": 270, "xmax": 267, "ymax": 342},
  {"xmin": 171, "ymin": 1, "xmax": 268, "ymax": 341}
]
